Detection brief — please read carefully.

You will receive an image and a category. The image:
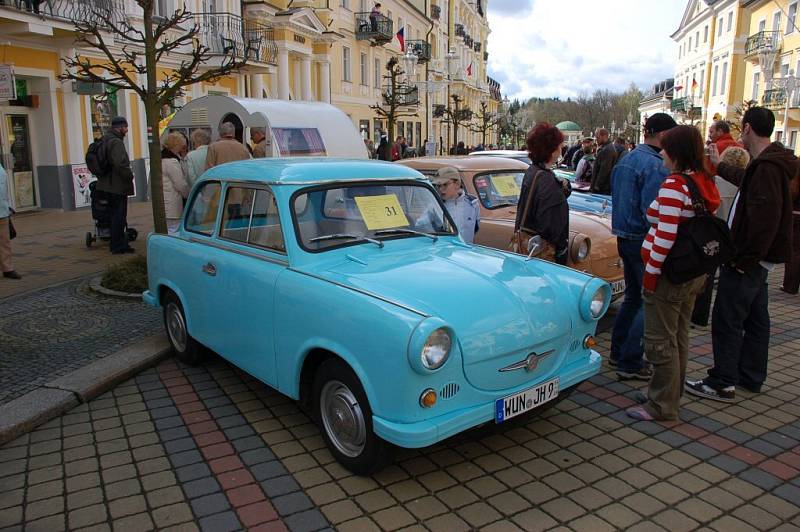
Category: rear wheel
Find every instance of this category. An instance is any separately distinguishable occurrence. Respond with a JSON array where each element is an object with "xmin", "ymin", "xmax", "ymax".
[
  {"xmin": 313, "ymin": 359, "xmax": 389, "ymax": 475},
  {"xmin": 162, "ymin": 291, "xmax": 204, "ymax": 365}
]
